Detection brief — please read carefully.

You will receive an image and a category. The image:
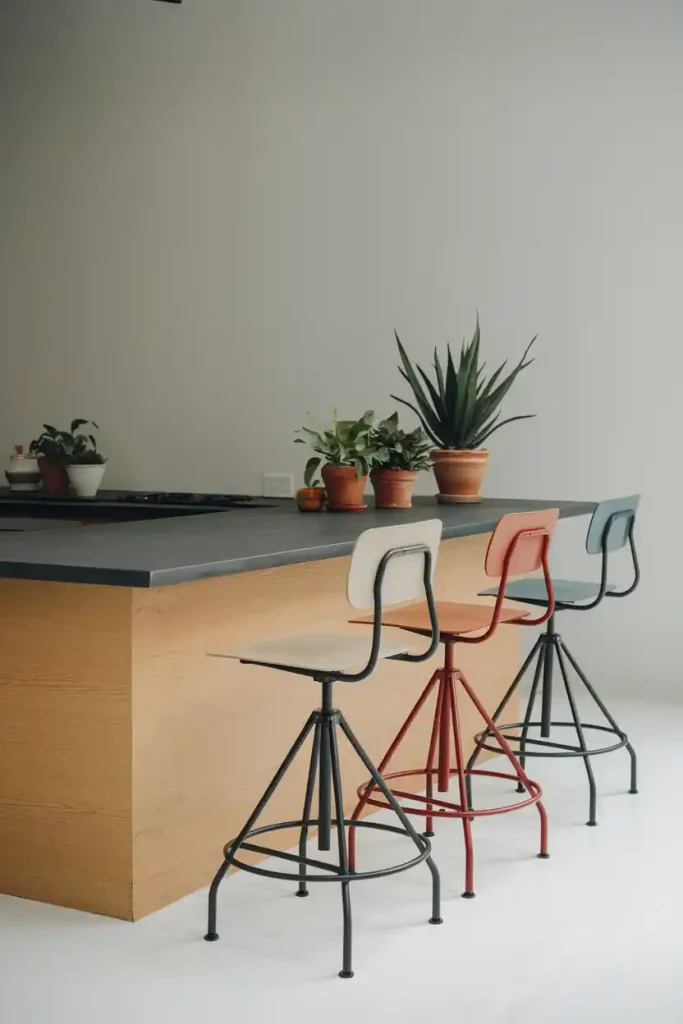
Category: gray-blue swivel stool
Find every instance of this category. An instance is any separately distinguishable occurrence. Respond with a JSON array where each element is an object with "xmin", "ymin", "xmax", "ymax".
[{"xmin": 466, "ymin": 496, "xmax": 640, "ymax": 827}]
